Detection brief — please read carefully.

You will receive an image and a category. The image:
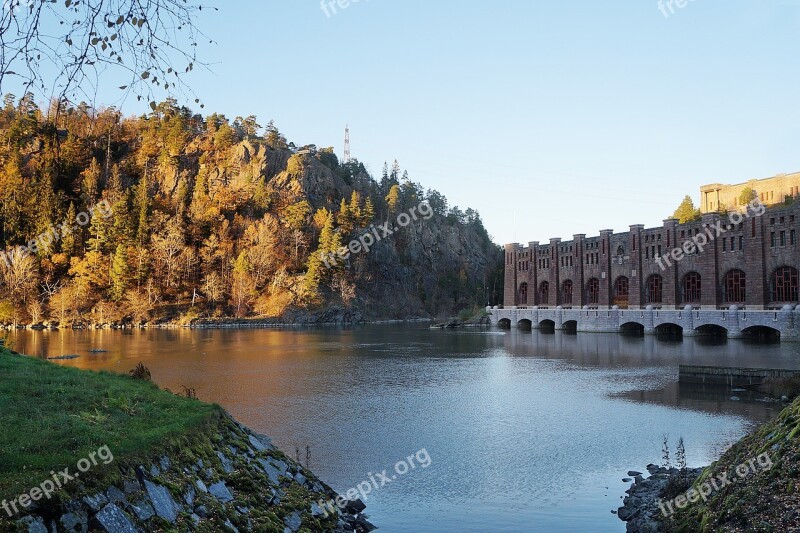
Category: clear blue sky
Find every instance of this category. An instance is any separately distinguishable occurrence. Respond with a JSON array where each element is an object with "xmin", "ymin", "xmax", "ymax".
[{"xmin": 49, "ymin": 0, "xmax": 800, "ymax": 244}]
